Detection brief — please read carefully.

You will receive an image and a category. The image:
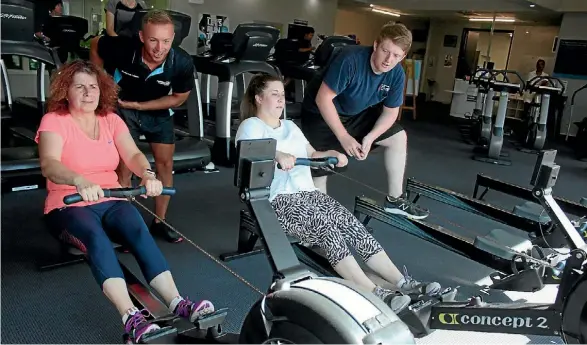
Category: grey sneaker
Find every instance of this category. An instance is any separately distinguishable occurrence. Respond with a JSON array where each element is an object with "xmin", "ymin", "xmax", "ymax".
[
  {"xmin": 384, "ymin": 195, "xmax": 430, "ymax": 220},
  {"xmin": 372, "ymin": 286, "xmax": 411, "ymax": 314},
  {"xmin": 398, "ymin": 266, "xmax": 442, "ymax": 296}
]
